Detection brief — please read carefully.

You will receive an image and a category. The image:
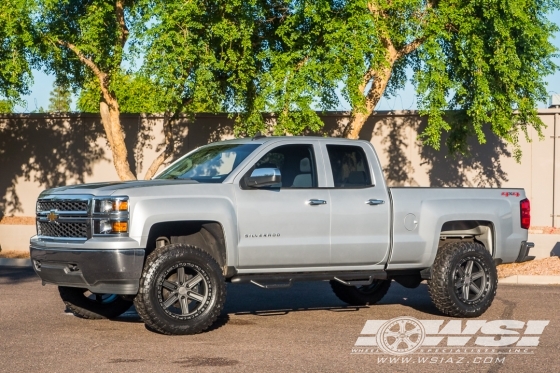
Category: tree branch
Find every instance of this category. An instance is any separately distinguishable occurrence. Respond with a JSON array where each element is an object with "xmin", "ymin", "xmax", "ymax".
[
  {"xmin": 115, "ymin": 0, "xmax": 129, "ymax": 49},
  {"xmin": 397, "ymin": 36, "xmax": 426, "ymax": 58},
  {"xmin": 57, "ymin": 40, "xmax": 113, "ymax": 105},
  {"xmin": 367, "ymin": 2, "xmax": 384, "ymax": 17},
  {"xmin": 396, "ymin": 0, "xmax": 435, "ymax": 58},
  {"xmin": 57, "ymin": 40, "xmax": 104, "ymax": 80},
  {"xmin": 143, "ymin": 112, "xmax": 174, "ymax": 180},
  {"xmin": 343, "ymin": 0, "xmax": 436, "ymax": 138},
  {"xmin": 367, "ymin": 2, "xmax": 397, "ymax": 57},
  {"xmin": 143, "ymin": 96, "xmax": 194, "ymax": 180}
]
